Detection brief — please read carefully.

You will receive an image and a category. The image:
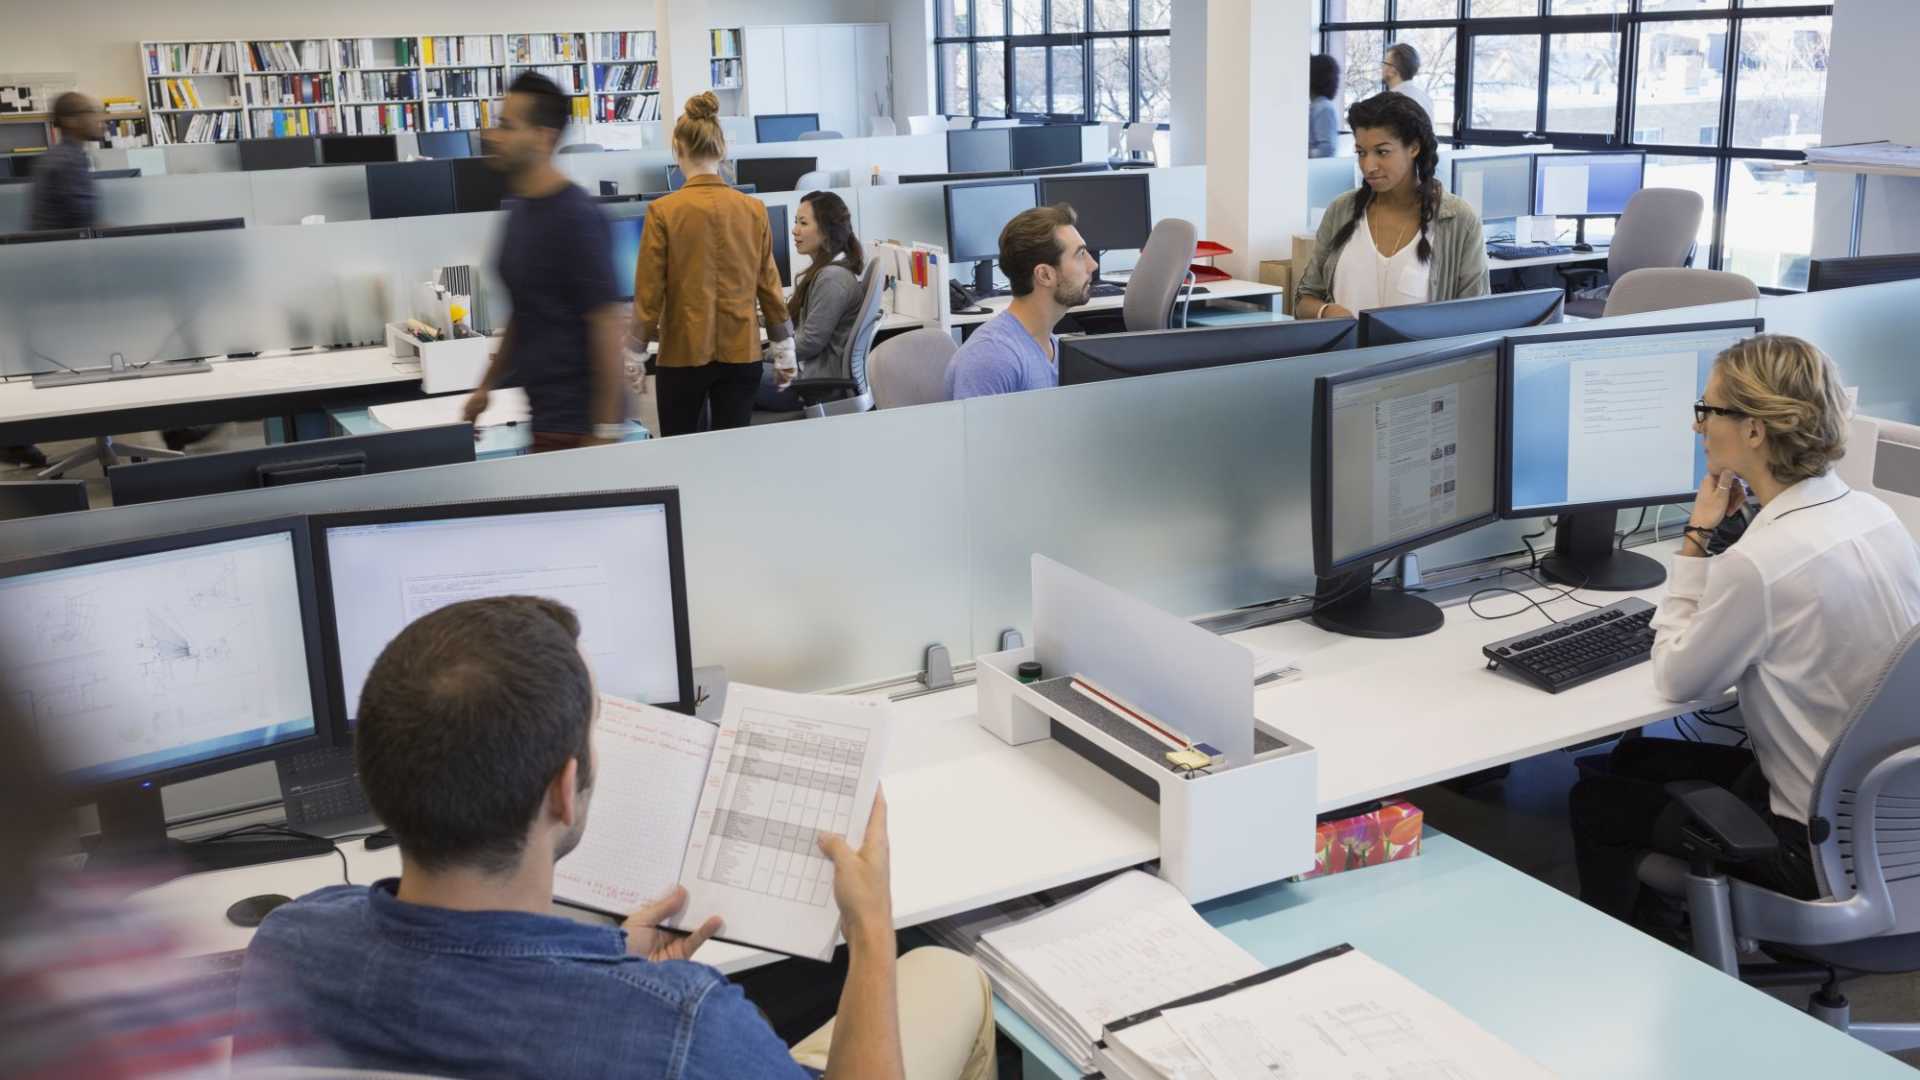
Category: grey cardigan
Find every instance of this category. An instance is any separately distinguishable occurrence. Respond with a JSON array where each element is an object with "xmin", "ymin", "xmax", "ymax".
[
  {"xmin": 1295, "ymin": 188, "xmax": 1490, "ymax": 310},
  {"xmin": 792, "ymin": 262, "xmax": 864, "ymax": 380}
]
